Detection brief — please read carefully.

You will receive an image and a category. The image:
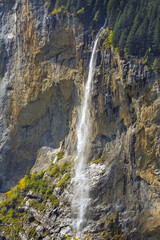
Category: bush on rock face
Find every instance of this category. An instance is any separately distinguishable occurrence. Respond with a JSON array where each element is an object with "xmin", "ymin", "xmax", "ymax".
[
  {"xmin": 45, "ymin": 0, "xmax": 160, "ymax": 69},
  {"xmin": 65, "ymin": 232, "xmax": 92, "ymax": 240},
  {"xmin": 152, "ymin": 58, "xmax": 160, "ymax": 73},
  {"xmin": 0, "ymin": 158, "xmax": 74, "ymax": 239}
]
